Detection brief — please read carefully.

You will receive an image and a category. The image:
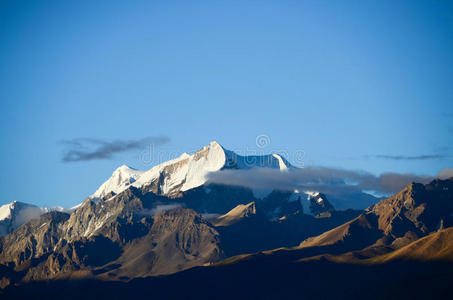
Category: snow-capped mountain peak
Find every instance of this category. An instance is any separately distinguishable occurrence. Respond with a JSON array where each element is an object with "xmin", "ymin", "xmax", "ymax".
[
  {"xmin": 0, "ymin": 201, "xmax": 16, "ymax": 221},
  {"xmin": 0, "ymin": 201, "xmax": 75, "ymax": 236},
  {"xmin": 91, "ymin": 165, "xmax": 145, "ymax": 200},
  {"xmin": 0, "ymin": 201, "xmax": 46, "ymax": 236},
  {"xmin": 91, "ymin": 141, "xmax": 293, "ymax": 200}
]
